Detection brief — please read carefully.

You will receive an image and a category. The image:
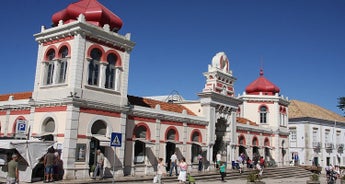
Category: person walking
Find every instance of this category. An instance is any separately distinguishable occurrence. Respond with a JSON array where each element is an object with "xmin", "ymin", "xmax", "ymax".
[
  {"xmin": 219, "ymin": 161, "xmax": 226, "ymax": 182},
  {"xmin": 177, "ymin": 157, "xmax": 187, "ymax": 183},
  {"xmin": 93, "ymin": 149, "xmax": 105, "ymax": 179},
  {"xmin": 197, "ymin": 152, "xmax": 203, "ymax": 172},
  {"xmin": 44, "ymin": 147, "xmax": 56, "ymax": 183},
  {"xmin": 169, "ymin": 152, "xmax": 178, "ymax": 176},
  {"xmin": 156, "ymin": 158, "xmax": 166, "ymax": 184},
  {"xmin": 237, "ymin": 154, "xmax": 244, "ymax": 174},
  {"xmin": 6, "ymin": 154, "xmax": 19, "ymax": 184}
]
